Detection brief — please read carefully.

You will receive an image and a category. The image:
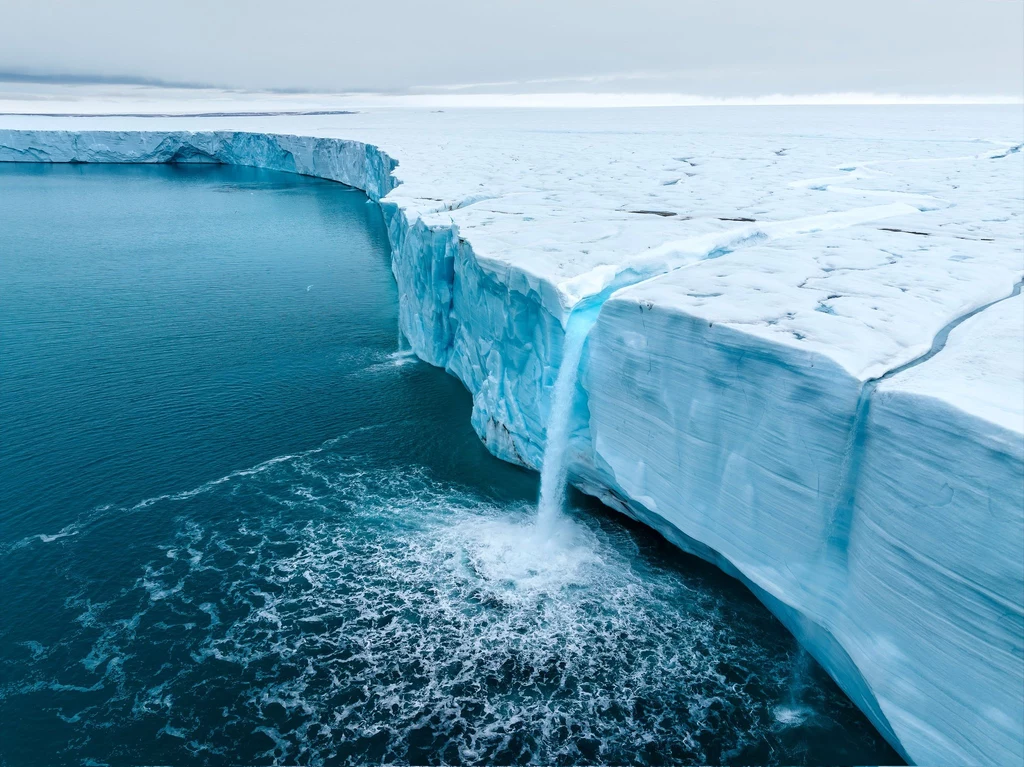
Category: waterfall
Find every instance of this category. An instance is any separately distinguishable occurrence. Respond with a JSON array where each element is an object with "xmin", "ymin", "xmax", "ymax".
[
  {"xmin": 390, "ymin": 323, "xmax": 417, "ymax": 366},
  {"xmin": 536, "ymin": 308, "xmax": 598, "ymax": 535},
  {"xmin": 773, "ymin": 647, "xmax": 815, "ymax": 726}
]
